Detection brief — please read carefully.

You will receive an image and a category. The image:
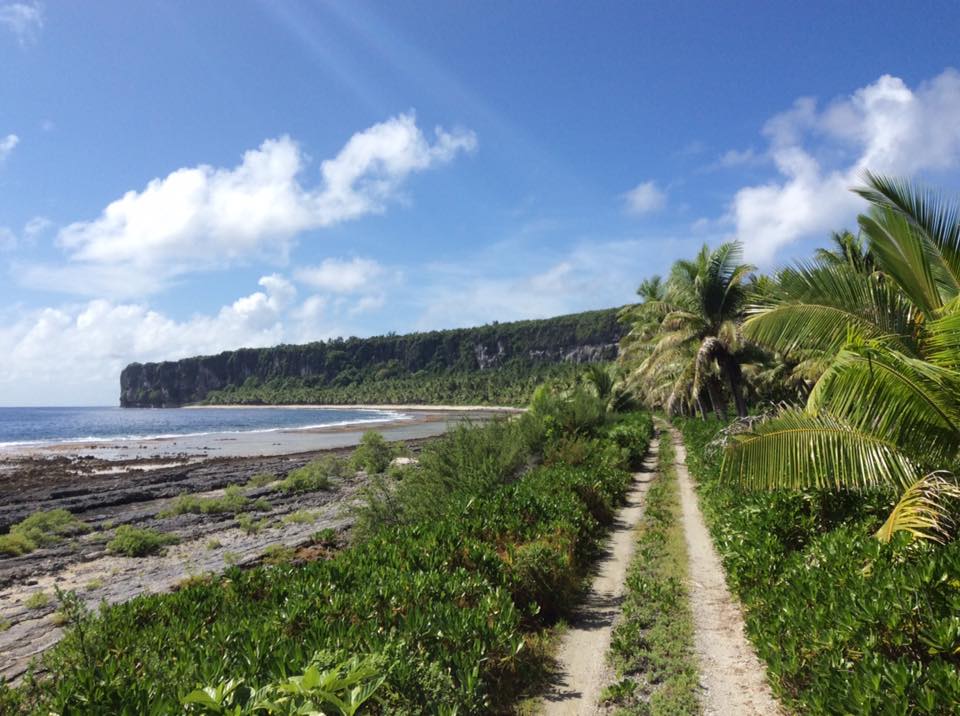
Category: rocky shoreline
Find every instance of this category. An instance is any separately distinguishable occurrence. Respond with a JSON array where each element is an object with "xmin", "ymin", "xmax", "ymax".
[{"xmin": 0, "ymin": 437, "xmax": 436, "ymax": 684}]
